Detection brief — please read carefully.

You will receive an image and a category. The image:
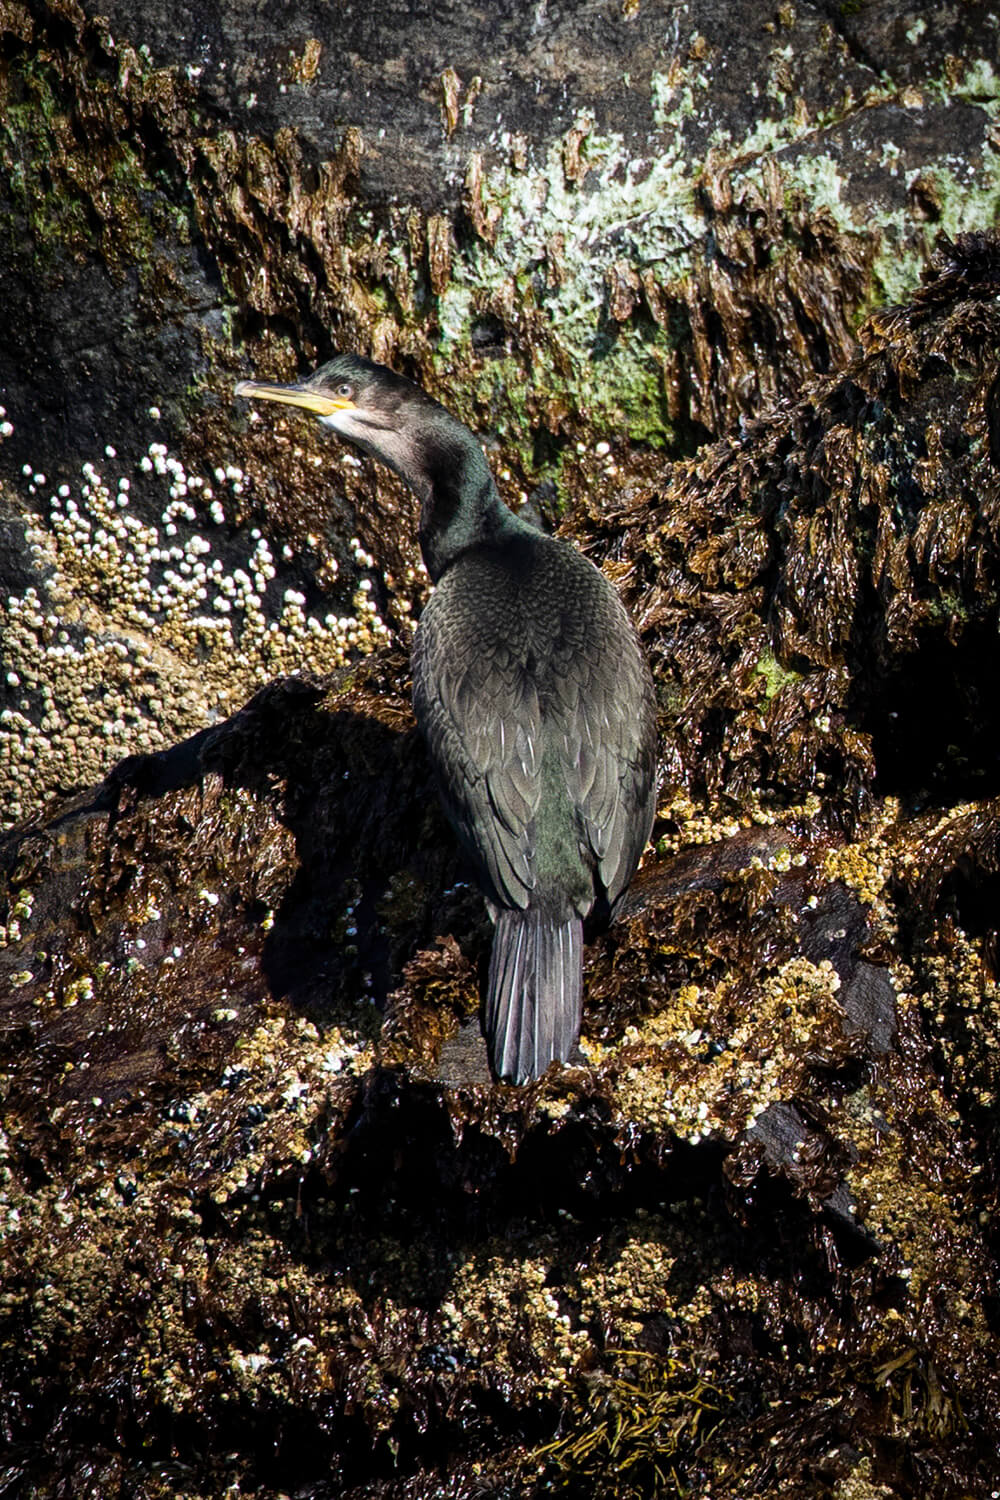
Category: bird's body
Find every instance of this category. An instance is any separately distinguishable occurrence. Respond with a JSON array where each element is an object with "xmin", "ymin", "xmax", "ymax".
[{"xmin": 236, "ymin": 355, "xmax": 657, "ymax": 1082}]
